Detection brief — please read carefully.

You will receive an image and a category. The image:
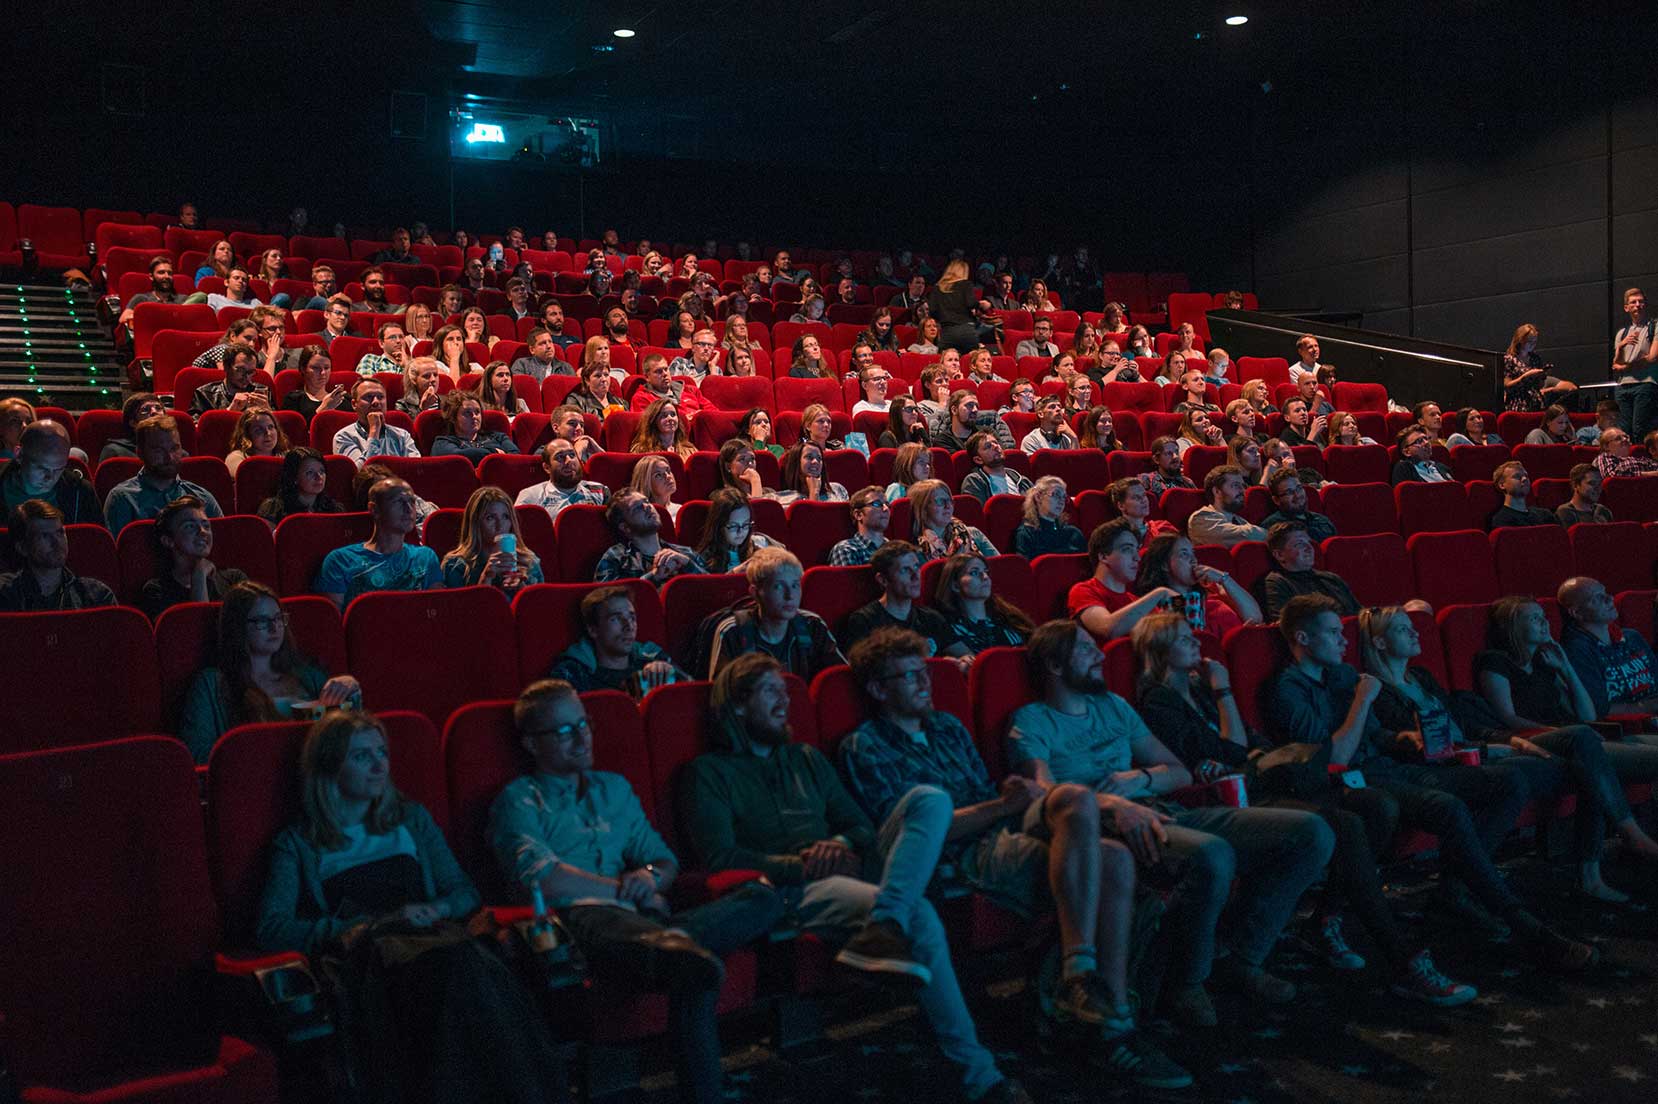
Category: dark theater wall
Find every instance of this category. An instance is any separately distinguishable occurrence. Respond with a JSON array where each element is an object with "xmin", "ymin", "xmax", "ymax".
[{"xmin": 1240, "ymin": 2, "xmax": 1657, "ymax": 378}]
